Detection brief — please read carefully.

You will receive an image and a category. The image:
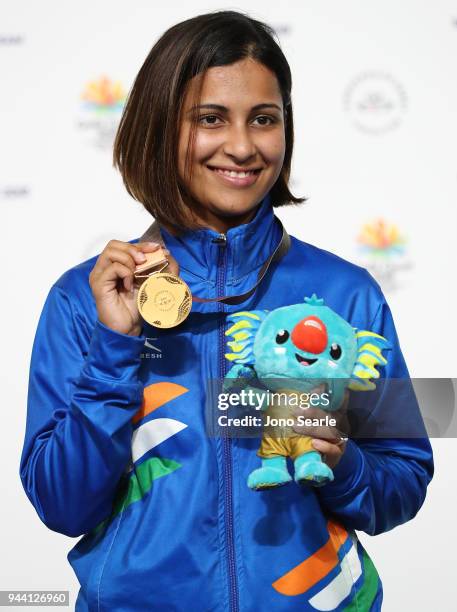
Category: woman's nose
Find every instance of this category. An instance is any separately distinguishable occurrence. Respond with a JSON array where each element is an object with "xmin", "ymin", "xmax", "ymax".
[
  {"xmin": 222, "ymin": 123, "xmax": 257, "ymax": 160},
  {"xmin": 291, "ymin": 316, "xmax": 328, "ymax": 354}
]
